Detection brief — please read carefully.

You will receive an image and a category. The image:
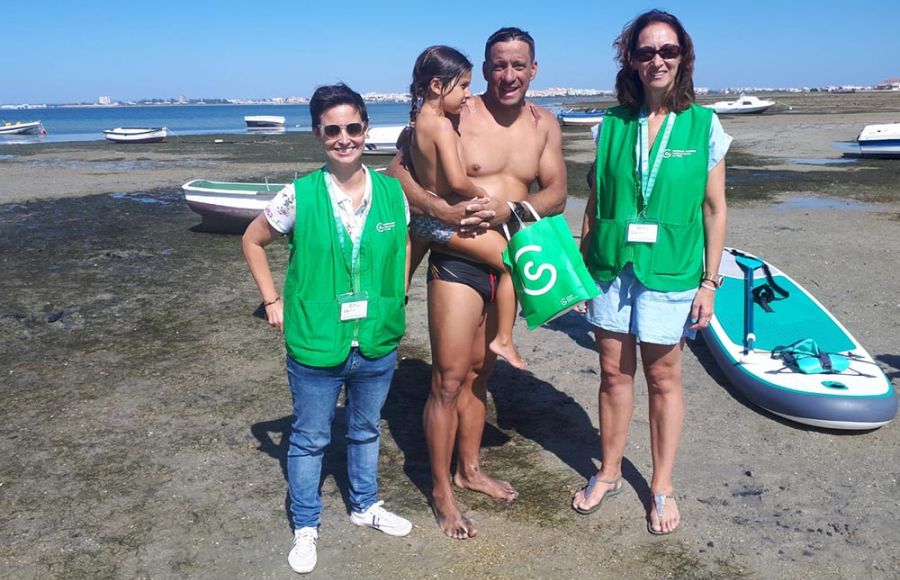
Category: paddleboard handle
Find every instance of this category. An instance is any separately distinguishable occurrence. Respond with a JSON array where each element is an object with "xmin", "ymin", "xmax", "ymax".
[{"xmin": 733, "ymin": 254, "xmax": 765, "ymax": 354}]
